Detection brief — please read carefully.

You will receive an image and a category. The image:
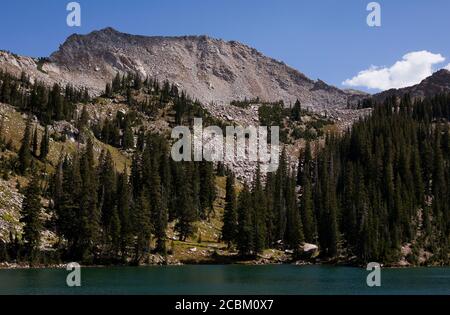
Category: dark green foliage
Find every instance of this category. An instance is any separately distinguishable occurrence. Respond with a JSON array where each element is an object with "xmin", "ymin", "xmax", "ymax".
[
  {"xmin": 291, "ymin": 99, "xmax": 302, "ymax": 121},
  {"xmin": 116, "ymin": 169, "xmax": 132, "ymax": 259},
  {"xmin": 131, "ymin": 191, "xmax": 152, "ymax": 263},
  {"xmin": 251, "ymin": 167, "xmax": 268, "ymax": 253},
  {"xmin": 39, "ymin": 126, "xmax": 49, "ymax": 160},
  {"xmin": 174, "ymin": 163, "xmax": 198, "ymax": 241},
  {"xmin": 236, "ymin": 184, "xmax": 254, "ymax": 256},
  {"xmin": 78, "ymin": 106, "xmax": 90, "ymax": 131},
  {"xmin": 306, "ymin": 94, "xmax": 450, "ymax": 263},
  {"xmin": 123, "ymin": 121, "xmax": 134, "ymax": 150},
  {"xmin": 221, "ymin": 172, "xmax": 237, "ymax": 247},
  {"xmin": 32, "ymin": 128, "xmax": 38, "ymax": 157},
  {"xmin": 105, "ymin": 82, "xmax": 112, "ymax": 98},
  {"xmin": 20, "ymin": 171, "xmax": 43, "ymax": 261},
  {"xmin": 298, "ymin": 142, "xmax": 316, "ymax": 243},
  {"xmin": 0, "ymin": 70, "xmax": 87, "ymax": 124},
  {"xmin": 18, "ymin": 118, "xmax": 32, "ymax": 175},
  {"xmin": 284, "ymin": 169, "xmax": 304, "ymax": 250},
  {"xmin": 199, "ymin": 161, "xmax": 216, "ymax": 219}
]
